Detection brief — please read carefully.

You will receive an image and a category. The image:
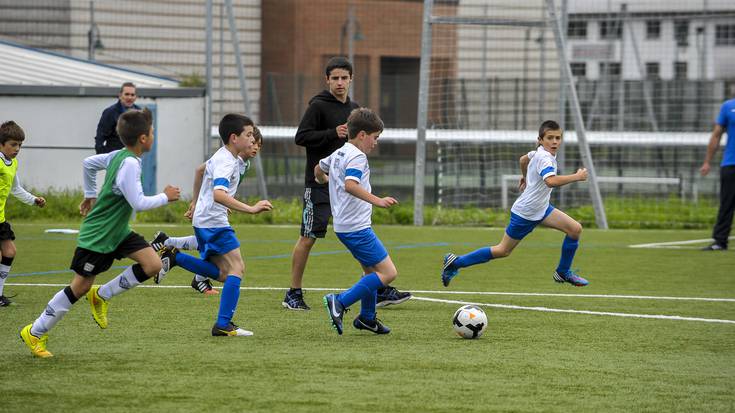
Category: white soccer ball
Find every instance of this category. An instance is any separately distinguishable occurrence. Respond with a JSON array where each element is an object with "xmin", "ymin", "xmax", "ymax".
[{"xmin": 452, "ymin": 305, "xmax": 488, "ymax": 339}]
